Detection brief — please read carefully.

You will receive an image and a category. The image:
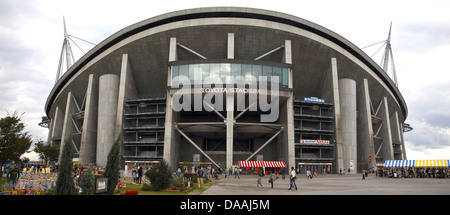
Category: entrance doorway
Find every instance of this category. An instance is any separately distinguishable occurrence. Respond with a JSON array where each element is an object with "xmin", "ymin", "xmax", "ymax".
[{"xmin": 298, "ymin": 162, "xmax": 332, "ymax": 175}]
